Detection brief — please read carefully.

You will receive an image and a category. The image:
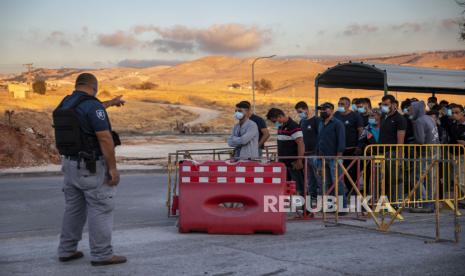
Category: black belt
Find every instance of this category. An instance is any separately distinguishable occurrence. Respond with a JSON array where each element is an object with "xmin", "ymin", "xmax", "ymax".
[
  {"xmin": 64, "ymin": 155, "xmax": 80, "ymax": 161},
  {"xmin": 64, "ymin": 155, "xmax": 103, "ymax": 161}
]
